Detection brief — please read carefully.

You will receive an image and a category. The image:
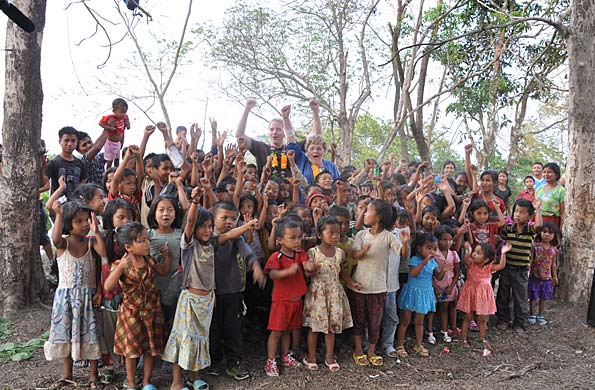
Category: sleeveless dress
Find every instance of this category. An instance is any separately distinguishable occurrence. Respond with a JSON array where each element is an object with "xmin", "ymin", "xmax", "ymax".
[
  {"xmin": 456, "ymin": 262, "xmax": 496, "ymax": 315},
  {"xmin": 44, "ymin": 240, "xmax": 100, "ymax": 361},
  {"xmin": 302, "ymin": 247, "xmax": 353, "ymax": 334},
  {"xmin": 113, "ymin": 260, "xmax": 165, "ymax": 358}
]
